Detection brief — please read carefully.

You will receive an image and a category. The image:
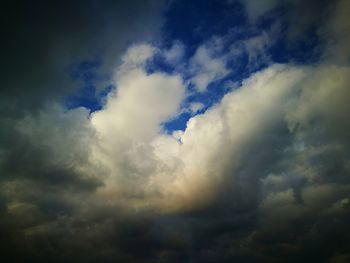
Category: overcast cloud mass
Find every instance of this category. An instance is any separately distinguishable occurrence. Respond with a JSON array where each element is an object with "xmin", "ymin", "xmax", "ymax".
[{"xmin": 1, "ymin": 0, "xmax": 350, "ymax": 262}]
